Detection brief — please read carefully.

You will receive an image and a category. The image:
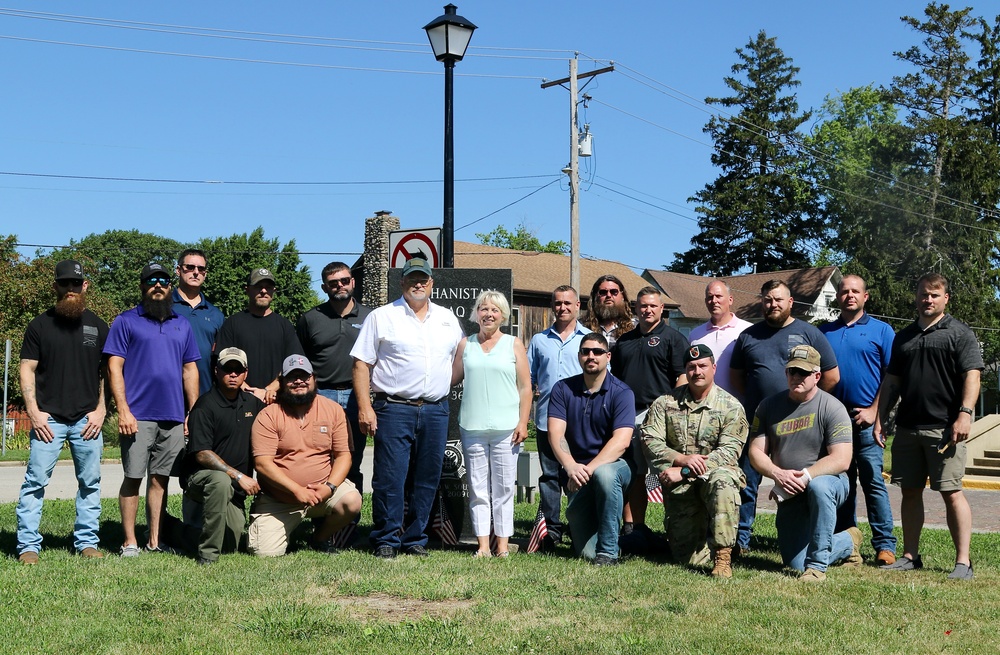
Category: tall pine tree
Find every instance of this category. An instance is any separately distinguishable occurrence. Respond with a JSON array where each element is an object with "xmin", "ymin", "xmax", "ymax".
[{"xmin": 670, "ymin": 30, "xmax": 820, "ymax": 275}]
